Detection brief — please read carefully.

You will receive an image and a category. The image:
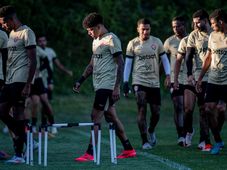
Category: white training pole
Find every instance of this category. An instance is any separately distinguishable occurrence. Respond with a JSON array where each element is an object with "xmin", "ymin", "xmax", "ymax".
[
  {"xmin": 26, "ymin": 127, "xmax": 30, "ymax": 164},
  {"xmin": 96, "ymin": 126, "xmax": 101, "ymax": 165},
  {"xmin": 109, "ymin": 124, "xmax": 114, "ymax": 163},
  {"xmin": 112, "ymin": 125, "xmax": 117, "ymax": 164},
  {"xmin": 30, "ymin": 128, "xmax": 33, "ymax": 166},
  {"xmin": 38, "ymin": 127, "xmax": 42, "ymax": 165},
  {"xmin": 91, "ymin": 127, "xmax": 97, "ymax": 163},
  {"xmin": 44, "ymin": 127, "xmax": 48, "ymax": 167}
]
